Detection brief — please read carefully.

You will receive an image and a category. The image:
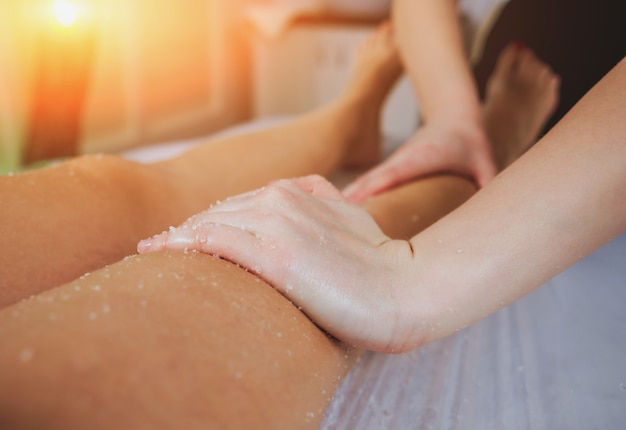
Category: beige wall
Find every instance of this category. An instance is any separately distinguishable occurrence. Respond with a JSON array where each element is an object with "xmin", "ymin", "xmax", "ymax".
[{"xmin": 81, "ymin": 0, "xmax": 251, "ymax": 154}]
